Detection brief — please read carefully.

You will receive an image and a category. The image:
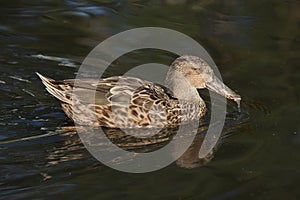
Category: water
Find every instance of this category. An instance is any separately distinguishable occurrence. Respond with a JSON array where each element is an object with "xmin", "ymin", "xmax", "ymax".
[{"xmin": 0, "ymin": 0, "xmax": 299, "ymax": 199}]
